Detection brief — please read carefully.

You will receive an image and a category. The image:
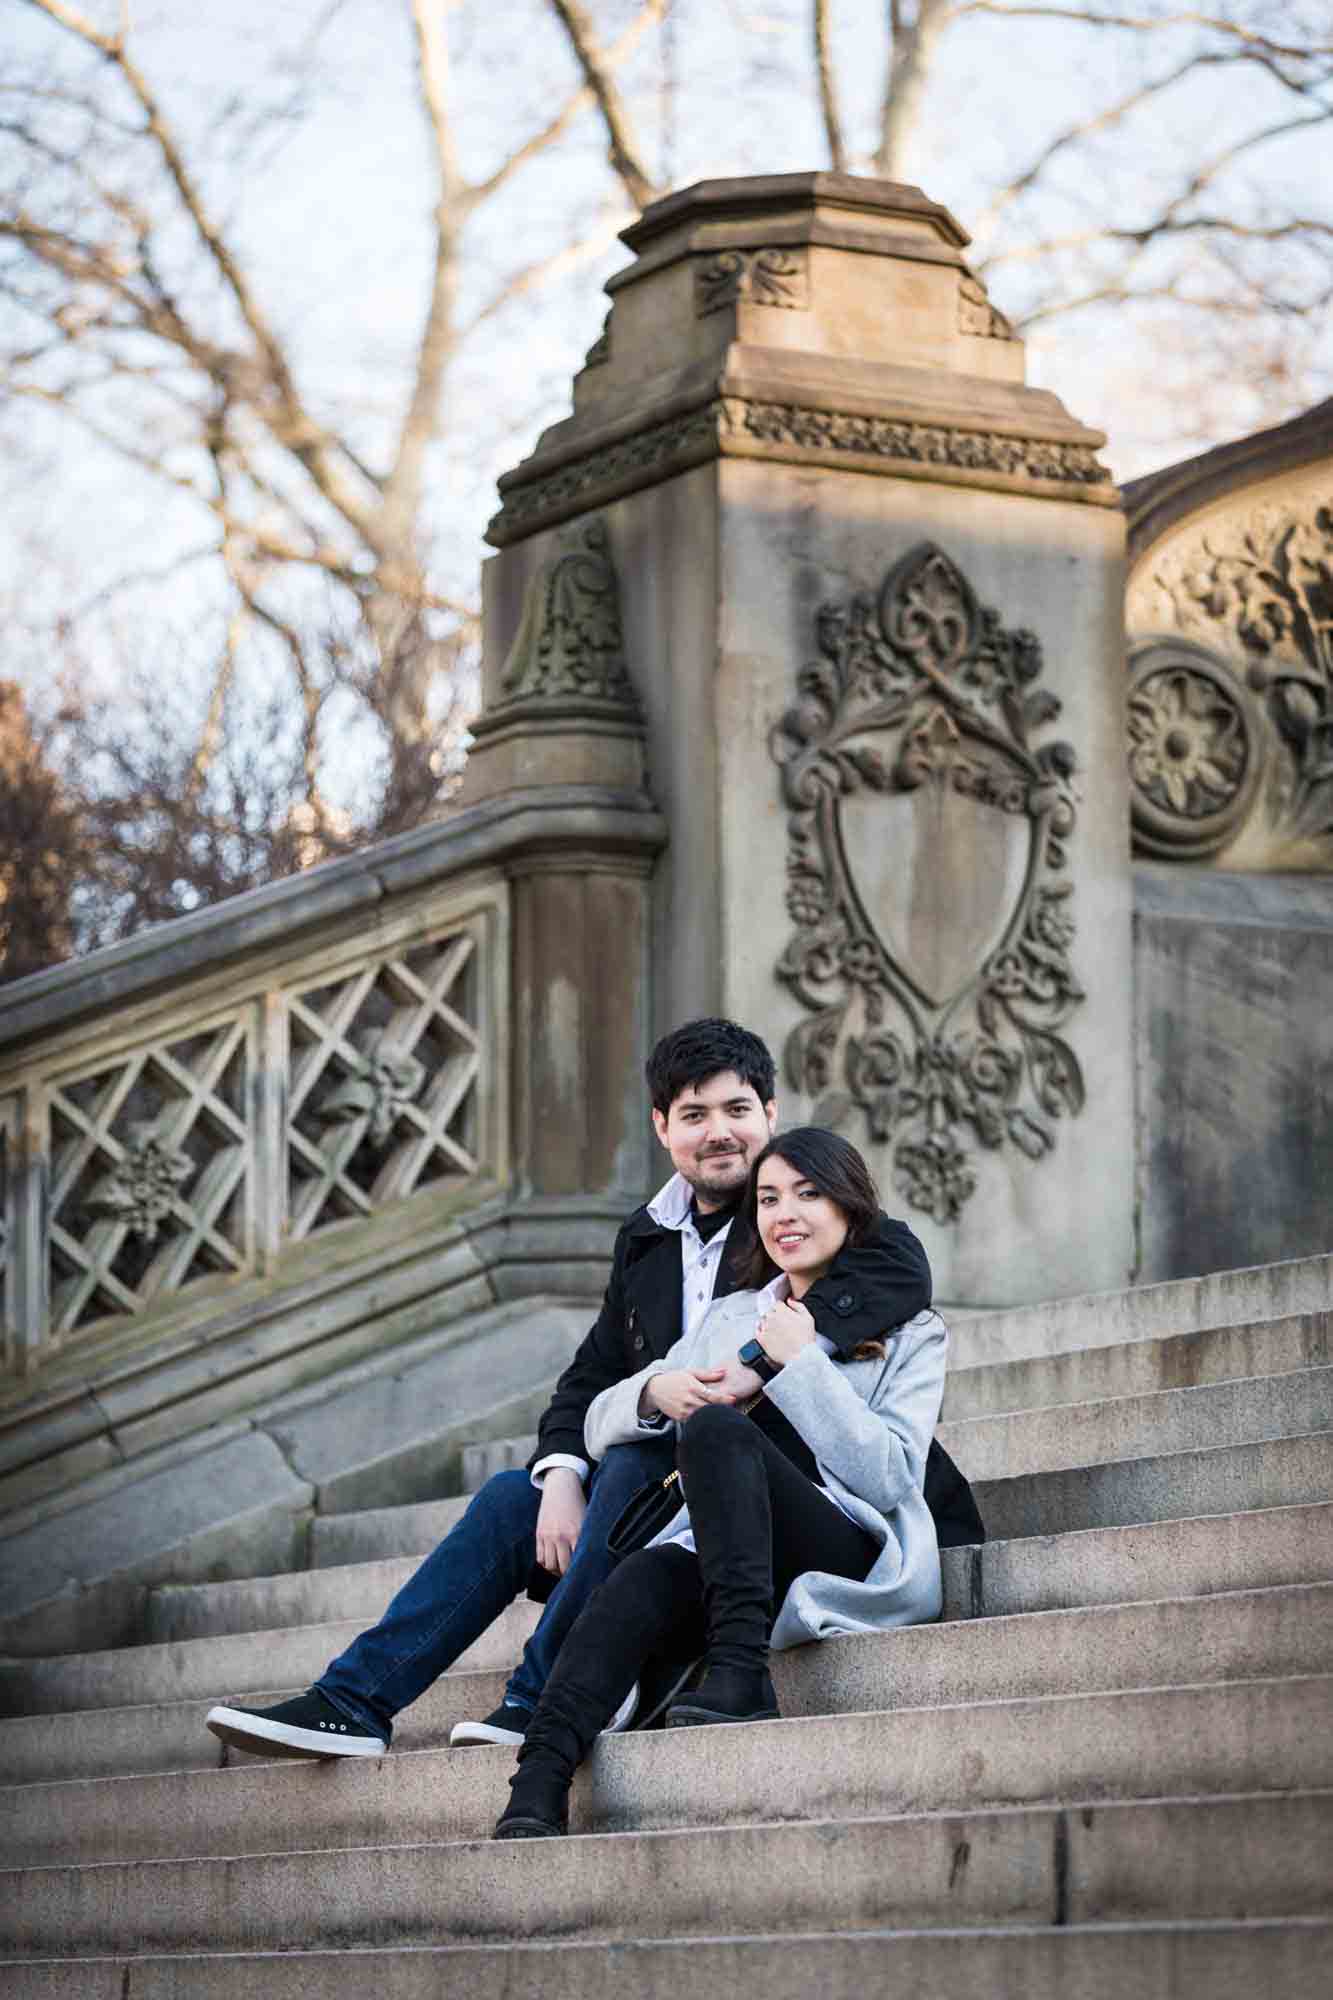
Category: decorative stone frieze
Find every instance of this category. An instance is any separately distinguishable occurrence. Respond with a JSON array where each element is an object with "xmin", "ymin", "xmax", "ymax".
[
  {"xmin": 1128, "ymin": 495, "xmax": 1333, "ymax": 859},
  {"xmin": 694, "ymin": 246, "xmax": 810, "ymax": 316},
  {"xmin": 772, "ymin": 542, "xmax": 1084, "ymax": 1225},
  {"xmin": 957, "ymin": 271, "xmax": 1015, "ymax": 340},
  {"xmin": 492, "ymin": 396, "xmax": 1112, "ymax": 542},
  {"xmin": 495, "ymin": 516, "xmax": 639, "ymax": 716}
]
